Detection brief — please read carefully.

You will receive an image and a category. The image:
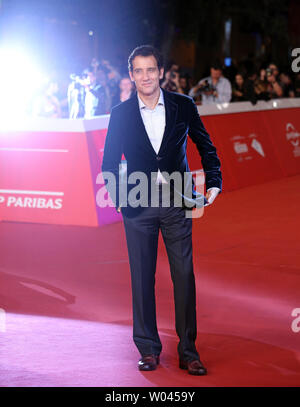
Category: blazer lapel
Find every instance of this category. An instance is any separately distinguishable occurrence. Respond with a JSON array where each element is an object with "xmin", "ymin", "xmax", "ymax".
[
  {"xmin": 131, "ymin": 92, "xmax": 158, "ymax": 156},
  {"xmin": 158, "ymin": 88, "xmax": 178, "ymax": 155}
]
